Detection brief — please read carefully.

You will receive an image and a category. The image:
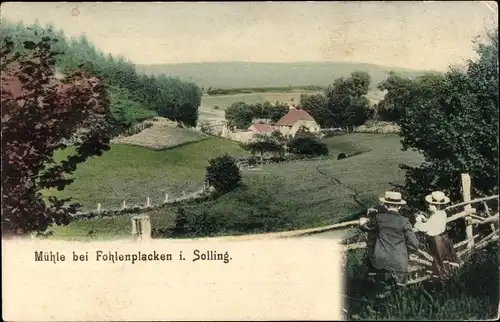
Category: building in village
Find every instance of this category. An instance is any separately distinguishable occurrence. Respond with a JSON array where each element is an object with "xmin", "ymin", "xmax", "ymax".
[
  {"xmin": 221, "ymin": 107, "xmax": 321, "ymax": 142},
  {"xmin": 248, "ymin": 123, "xmax": 274, "ymax": 135},
  {"xmin": 274, "ymin": 108, "xmax": 320, "ymax": 137}
]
